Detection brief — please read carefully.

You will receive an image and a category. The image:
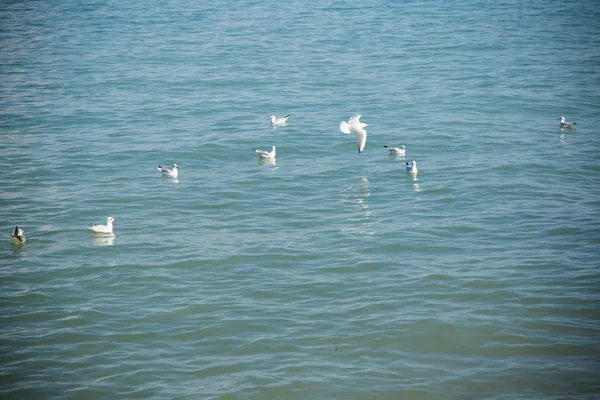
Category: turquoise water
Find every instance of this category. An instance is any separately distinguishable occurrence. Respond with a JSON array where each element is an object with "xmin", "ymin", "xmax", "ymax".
[{"xmin": 2, "ymin": 0, "xmax": 600, "ymax": 398}]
